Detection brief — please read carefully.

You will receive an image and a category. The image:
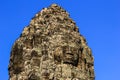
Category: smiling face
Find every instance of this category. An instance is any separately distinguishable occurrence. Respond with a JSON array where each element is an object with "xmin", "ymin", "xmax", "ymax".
[
  {"xmin": 54, "ymin": 45, "xmax": 79, "ymax": 66},
  {"xmin": 49, "ymin": 33, "xmax": 81, "ymax": 66},
  {"xmin": 62, "ymin": 46, "xmax": 79, "ymax": 66}
]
